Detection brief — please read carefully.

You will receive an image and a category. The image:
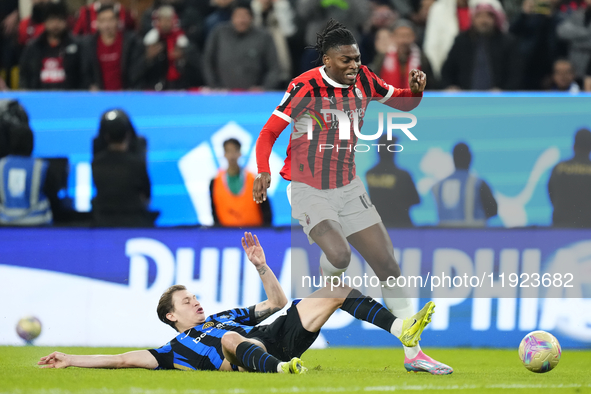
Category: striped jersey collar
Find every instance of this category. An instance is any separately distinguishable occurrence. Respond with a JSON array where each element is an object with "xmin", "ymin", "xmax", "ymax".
[{"xmin": 320, "ymin": 66, "xmax": 351, "ymax": 89}]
